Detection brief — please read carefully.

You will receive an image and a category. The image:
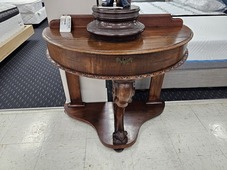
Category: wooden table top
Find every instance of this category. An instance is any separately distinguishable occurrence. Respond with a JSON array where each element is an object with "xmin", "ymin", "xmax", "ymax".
[
  {"xmin": 42, "ymin": 14, "xmax": 193, "ymax": 80},
  {"xmin": 43, "ymin": 25, "xmax": 193, "ymax": 56}
]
